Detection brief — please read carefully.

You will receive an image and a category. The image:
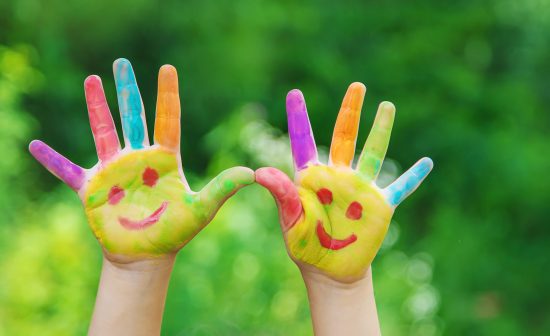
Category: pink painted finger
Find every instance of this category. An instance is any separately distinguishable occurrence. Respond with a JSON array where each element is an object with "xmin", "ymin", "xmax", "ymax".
[
  {"xmin": 29, "ymin": 140, "xmax": 85, "ymax": 191},
  {"xmin": 256, "ymin": 167, "xmax": 302, "ymax": 231},
  {"xmin": 85, "ymin": 75, "xmax": 121, "ymax": 161},
  {"xmin": 287, "ymin": 90, "xmax": 318, "ymax": 170}
]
